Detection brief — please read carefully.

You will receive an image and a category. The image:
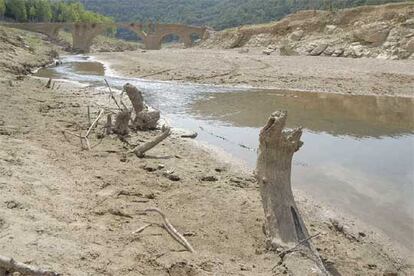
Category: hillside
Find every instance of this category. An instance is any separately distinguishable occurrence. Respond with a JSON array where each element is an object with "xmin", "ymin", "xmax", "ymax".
[
  {"xmin": 200, "ymin": 2, "xmax": 414, "ymax": 60},
  {"xmin": 78, "ymin": 0, "xmax": 410, "ymax": 30}
]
